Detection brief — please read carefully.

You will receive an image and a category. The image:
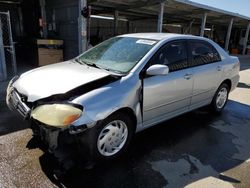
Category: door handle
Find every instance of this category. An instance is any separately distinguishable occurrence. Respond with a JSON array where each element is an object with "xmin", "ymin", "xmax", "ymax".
[
  {"xmin": 217, "ymin": 66, "xmax": 222, "ymax": 71},
  {"xmin": 184, "ymin": 73, "xmax": 193, "ymax": 80}
]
